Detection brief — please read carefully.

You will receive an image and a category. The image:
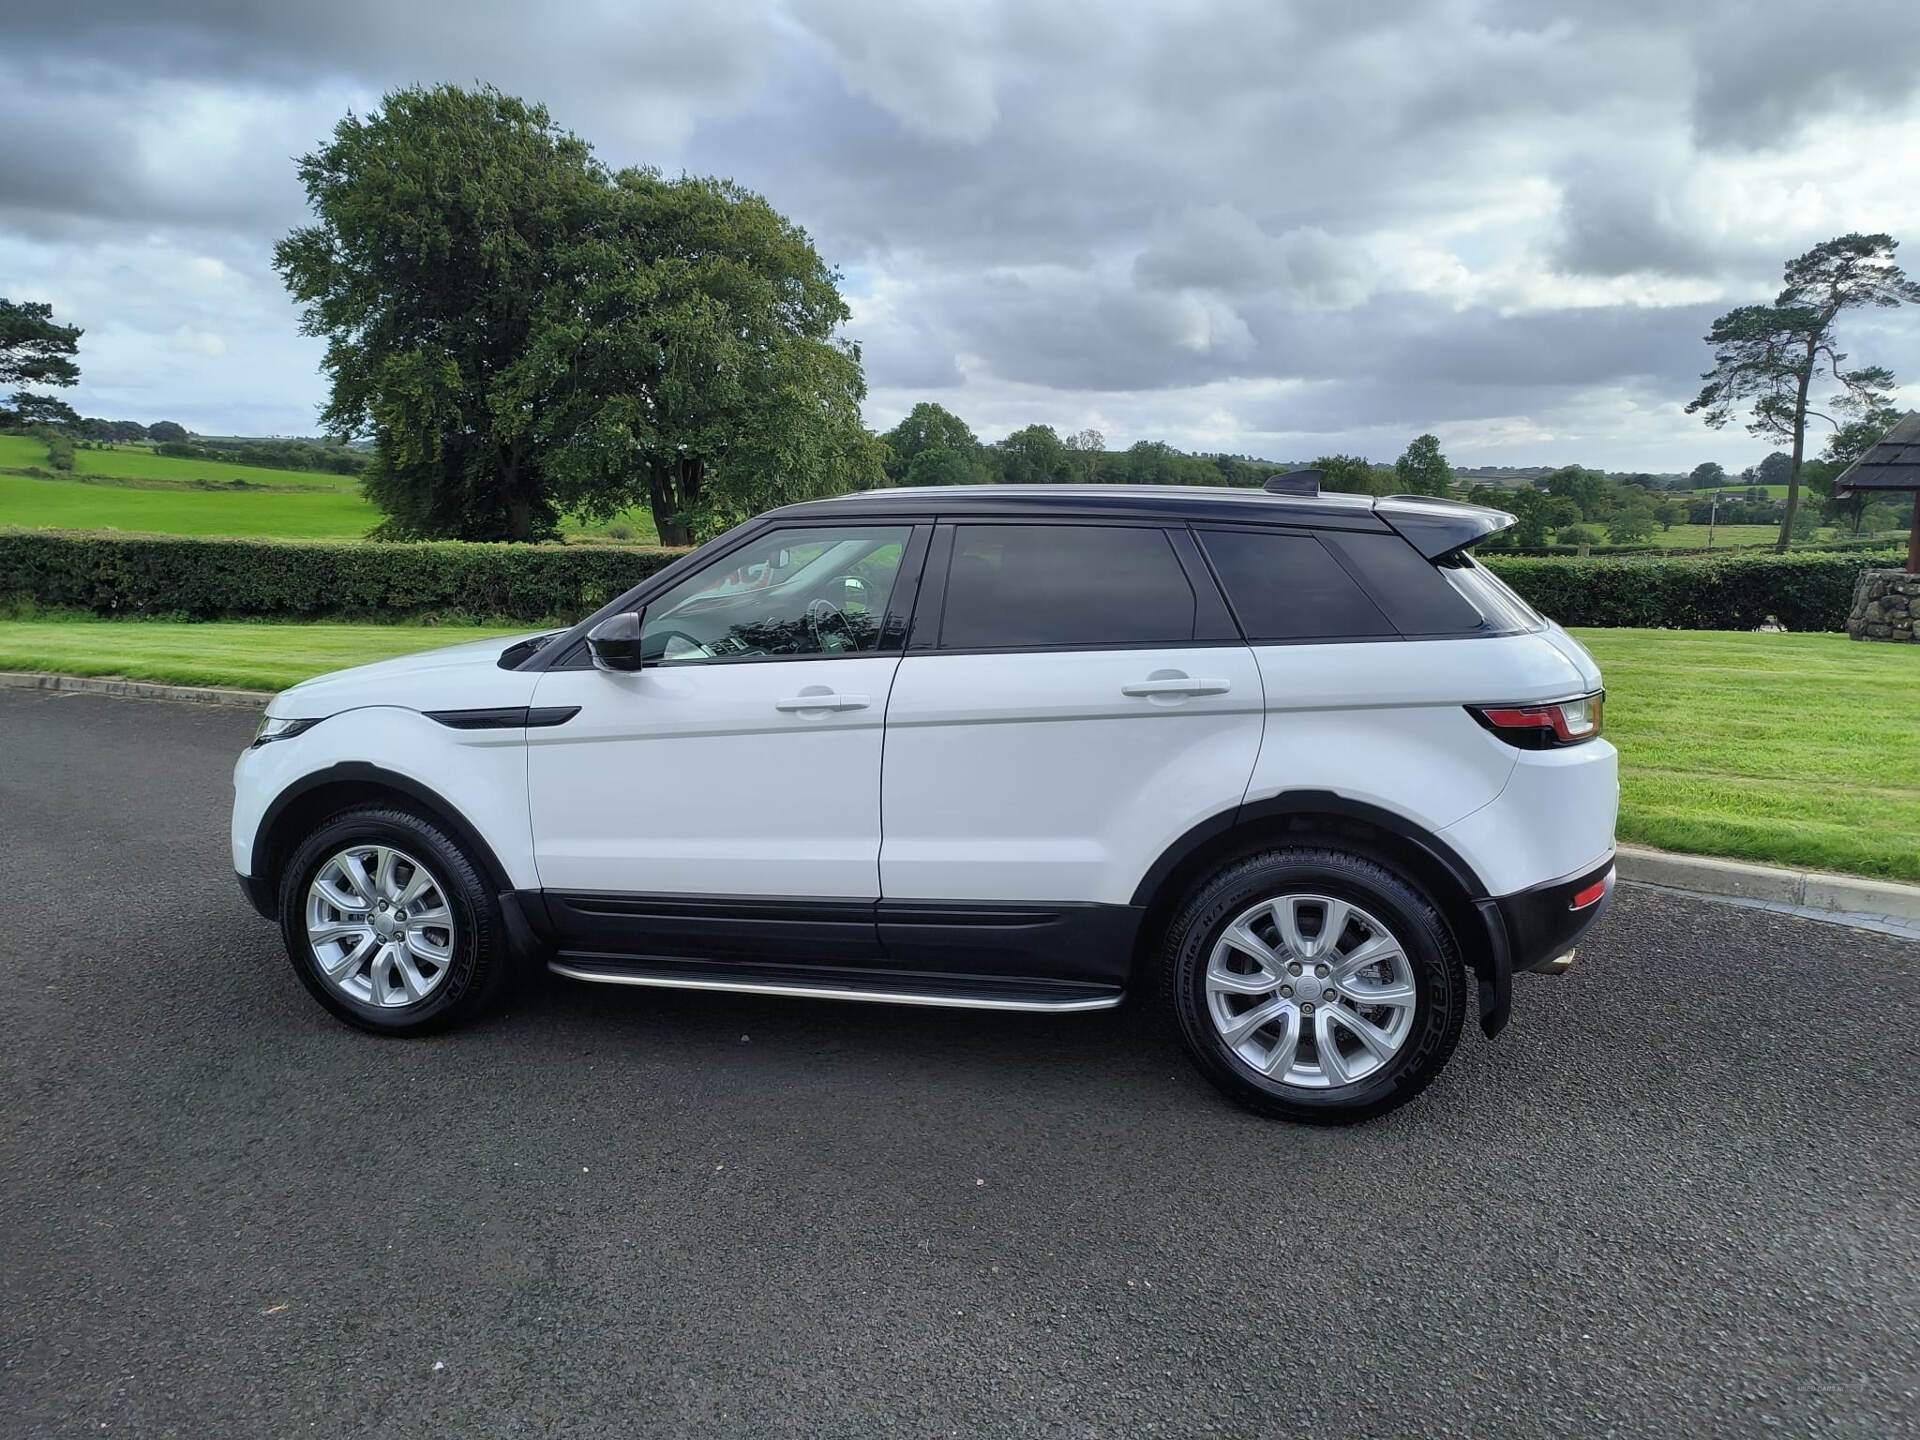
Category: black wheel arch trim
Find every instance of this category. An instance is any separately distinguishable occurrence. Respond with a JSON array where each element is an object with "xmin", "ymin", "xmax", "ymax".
[
  {"xmin": 248, "ymin": 762, "xmax": 517, "ymax": 901},
  {"xmin": 1130, "ymin": 790, "xmax": 1491, "ymax": 909},
  {"xmin": 1131, "ymin": 789, "xmax": 1513, "ymax": 1037}
]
